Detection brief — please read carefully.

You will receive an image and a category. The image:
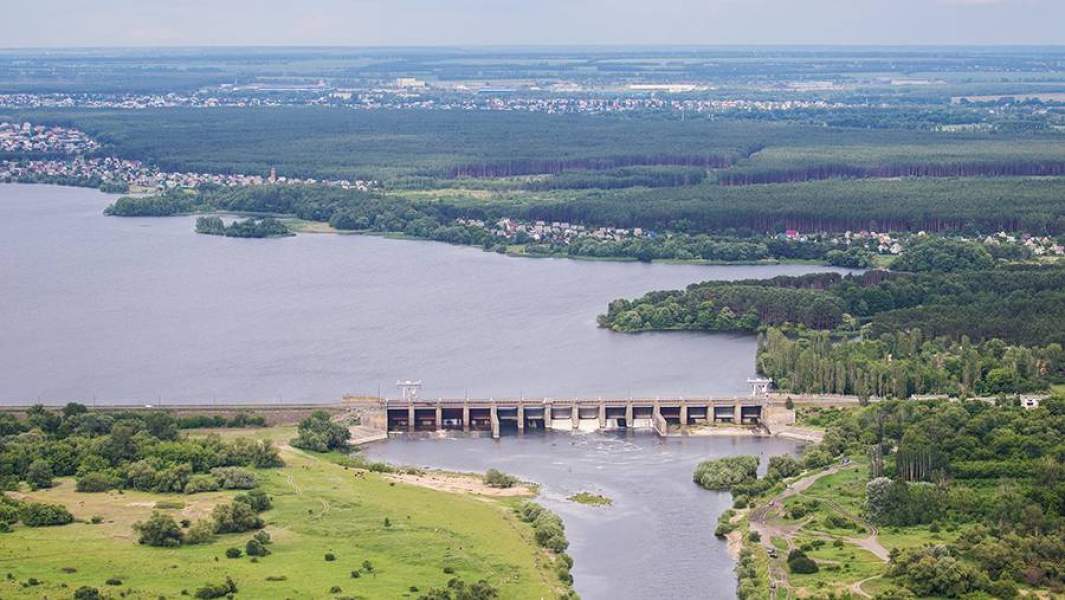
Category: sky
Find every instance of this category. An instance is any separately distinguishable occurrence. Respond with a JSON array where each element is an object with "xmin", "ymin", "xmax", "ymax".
[{"xmin": 3, "ymin": 0, "xmax": 1064, "ymax": 47}]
